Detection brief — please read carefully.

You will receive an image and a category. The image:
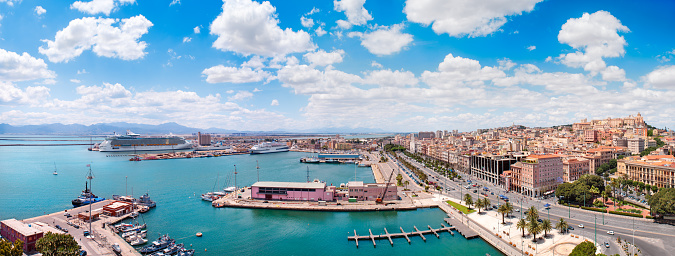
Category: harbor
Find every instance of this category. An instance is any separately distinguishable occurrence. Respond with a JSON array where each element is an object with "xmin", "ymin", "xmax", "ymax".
[{"xmin": 0, "ymin": 142, "xmax": 505, "ymax": 256}]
